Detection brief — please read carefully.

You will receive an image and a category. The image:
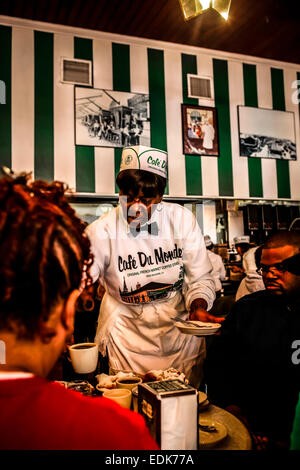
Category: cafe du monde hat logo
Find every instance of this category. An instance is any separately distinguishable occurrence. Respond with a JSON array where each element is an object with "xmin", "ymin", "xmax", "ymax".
[{"xmin": 119, "ymin": 145, "xmax": 168, "ymax": 179}]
